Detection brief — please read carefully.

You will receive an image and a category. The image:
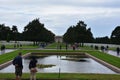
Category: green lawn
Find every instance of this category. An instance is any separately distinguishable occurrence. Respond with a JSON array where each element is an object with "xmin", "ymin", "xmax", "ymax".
[
  {"xmin": 0, "ymin": 50, "xmax": 29, "ymax": 64},
  {"xmin": 46, "ymin": 42, "xmax": 66, "ymax": 49},
  {"xmin": 0, "ymin": 73, "xmax": 120, "ymax": 80}
]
